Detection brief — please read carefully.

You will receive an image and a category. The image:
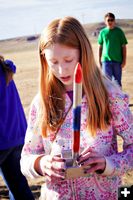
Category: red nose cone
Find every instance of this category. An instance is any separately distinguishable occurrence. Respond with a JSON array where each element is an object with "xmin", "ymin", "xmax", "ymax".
[{"xmin": 74, "ymin": 63, "xmax": 82, "ymax": 83}]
